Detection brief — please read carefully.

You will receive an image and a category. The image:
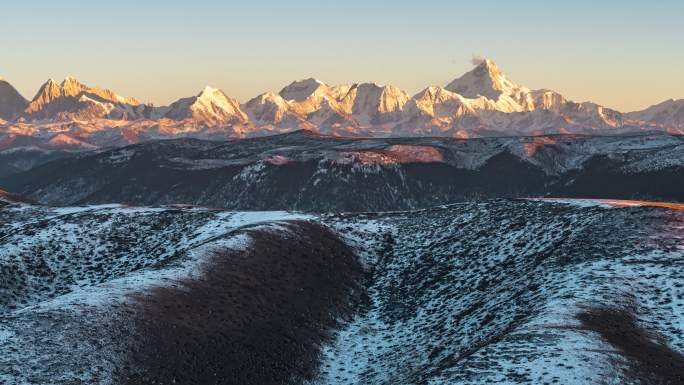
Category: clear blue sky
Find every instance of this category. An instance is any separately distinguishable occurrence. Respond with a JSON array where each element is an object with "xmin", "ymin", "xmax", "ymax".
[{"xmin": 2, "ymin": 0, "xmax": 683, "ymax": 111}]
